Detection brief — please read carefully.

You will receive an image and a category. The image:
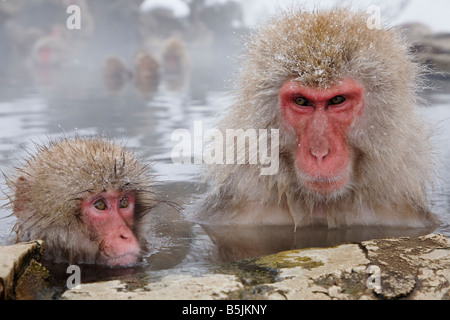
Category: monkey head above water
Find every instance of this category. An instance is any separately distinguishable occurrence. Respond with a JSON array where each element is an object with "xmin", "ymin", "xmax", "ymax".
[
  {"xmin": 4, "ymin": 137, "xmax": 160, "ymax": 267},
  {"xmin": 199, "ymin": 8, "xmax": 440, "ymax": 228}
]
